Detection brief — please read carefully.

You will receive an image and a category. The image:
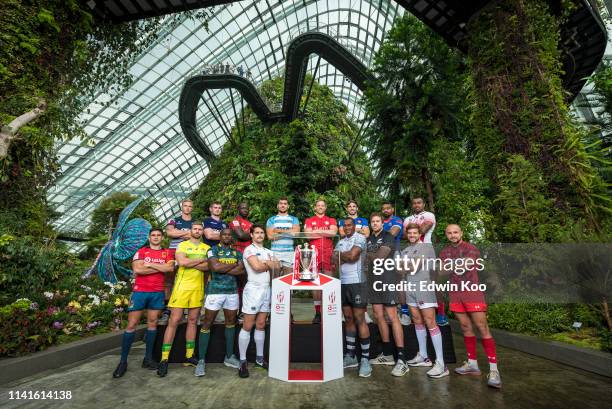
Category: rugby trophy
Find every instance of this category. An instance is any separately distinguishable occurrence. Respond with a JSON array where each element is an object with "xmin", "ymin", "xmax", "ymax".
[{"xmin": 294, "ymin": 243, "xmax": 318, "ymax": 281}]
